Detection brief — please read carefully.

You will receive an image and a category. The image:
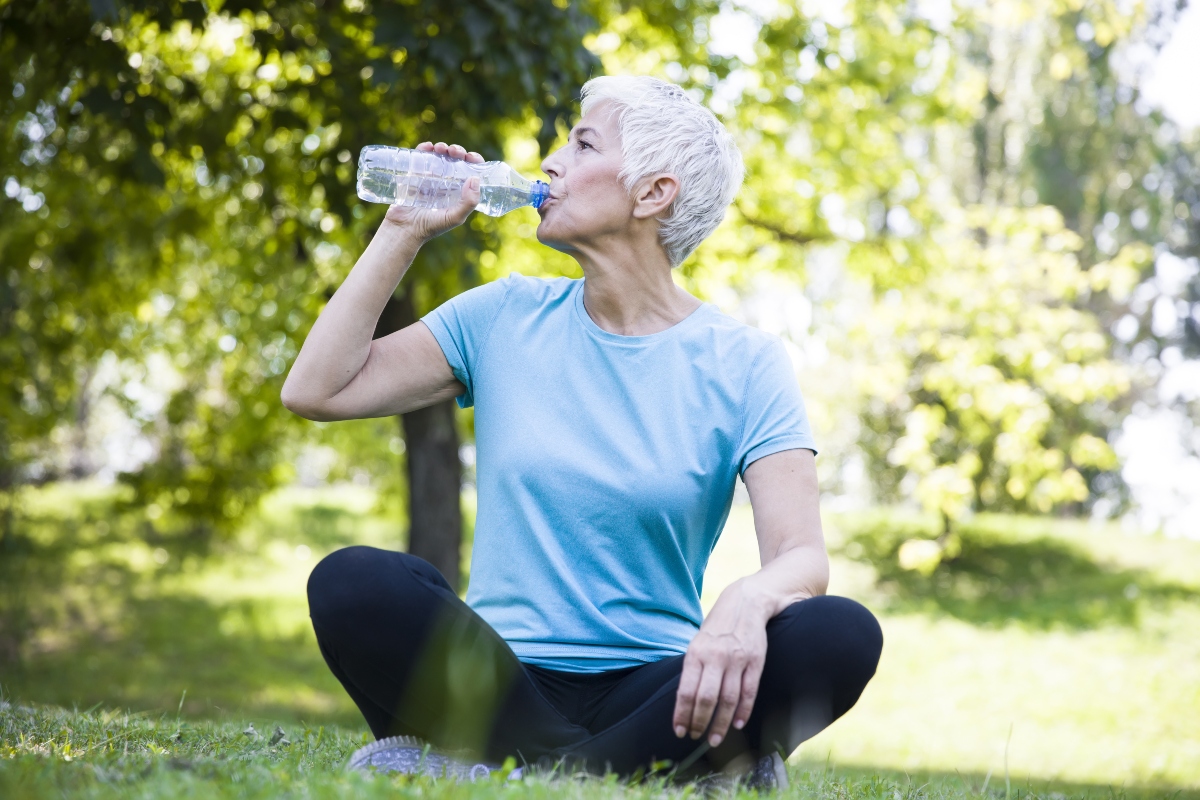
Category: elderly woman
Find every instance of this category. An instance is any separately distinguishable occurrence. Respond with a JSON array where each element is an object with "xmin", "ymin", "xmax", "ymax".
[{"xmin": 282, "ymin": 76, "xmax": 882, "ymax": 787}]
